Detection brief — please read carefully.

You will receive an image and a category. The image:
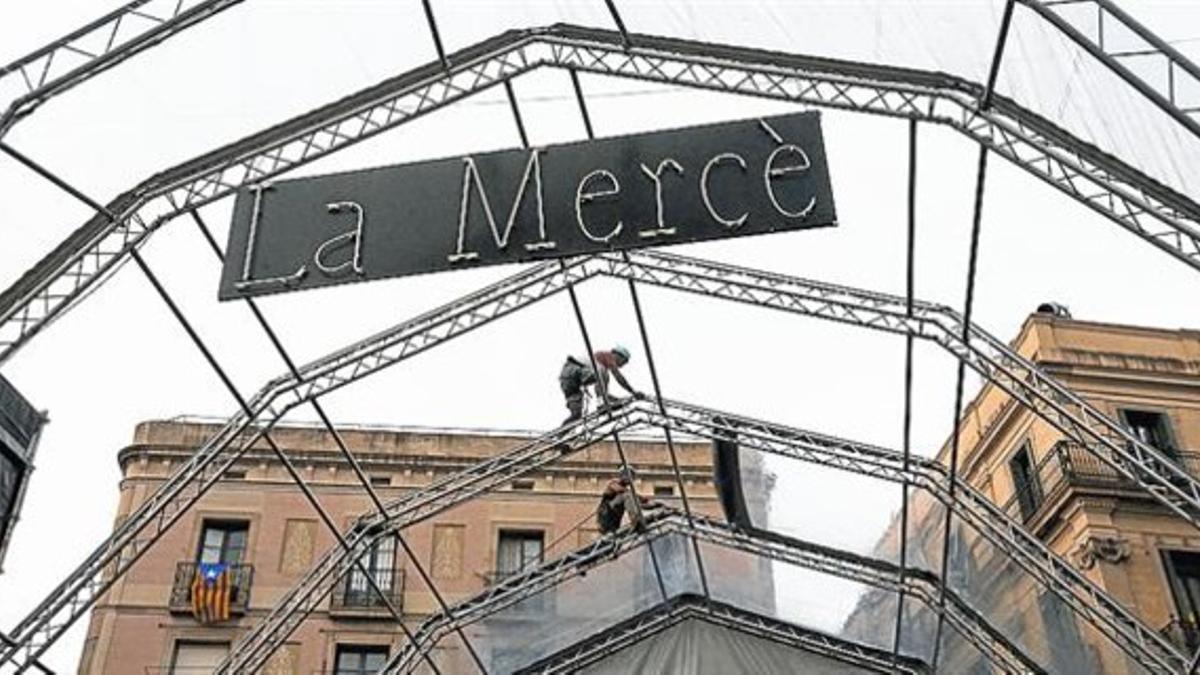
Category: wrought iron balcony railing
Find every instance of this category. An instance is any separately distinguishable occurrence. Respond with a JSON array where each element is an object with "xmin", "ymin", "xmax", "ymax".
[
  {"xmin": 1159, "ymin": 618, "xmax": 1200, "ymax": 652},
  {"xmin": 167, "ymin": 561, "xmax": 253, "ymax": 616},
  {"xmin": 1001, "ymin": 441, "xmax": 1200, "ymax": 531},
  {"xmin": 329, "ymin": 567, "xmax": 405, "ymax": 616}
]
